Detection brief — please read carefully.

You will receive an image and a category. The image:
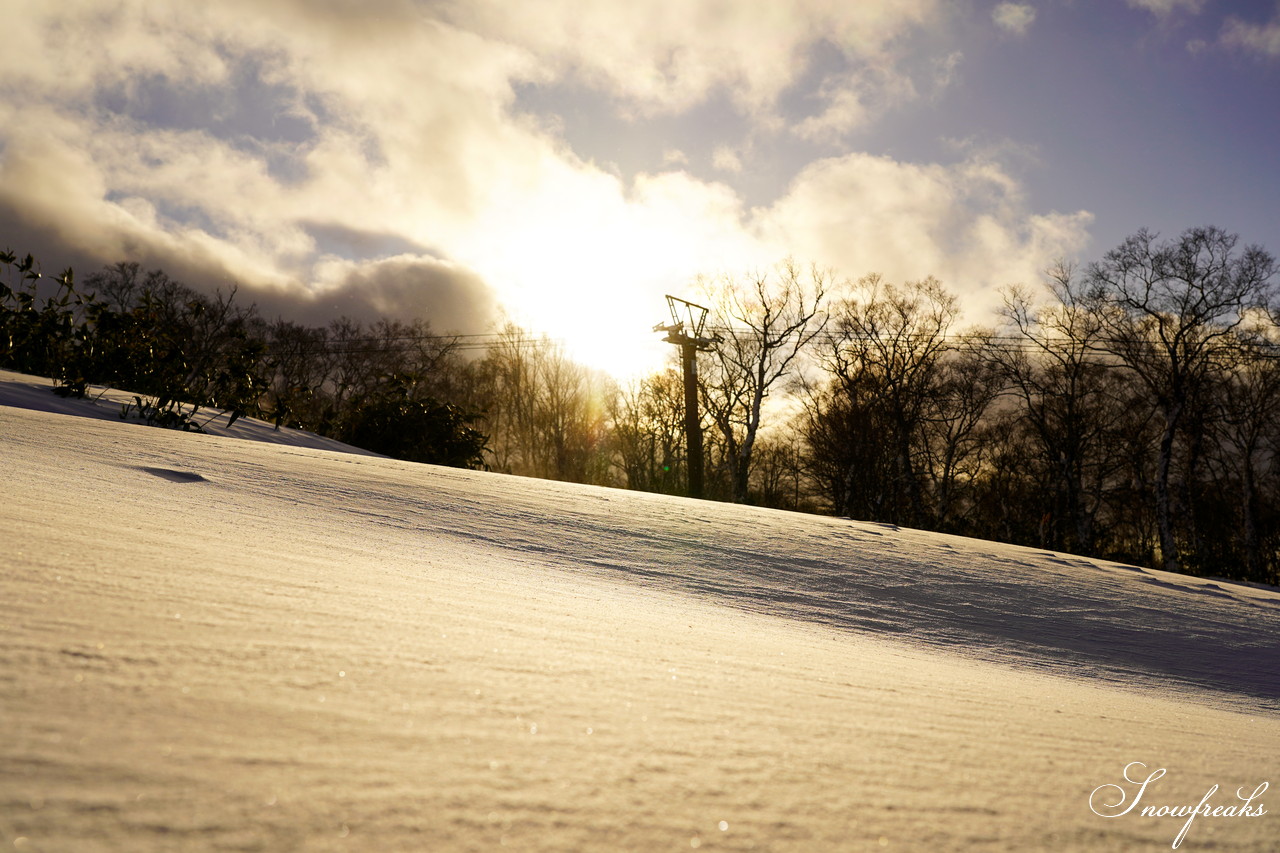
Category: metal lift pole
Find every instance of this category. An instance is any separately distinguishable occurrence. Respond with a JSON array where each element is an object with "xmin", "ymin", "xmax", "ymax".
[
  {"xmin": 680, "ymin": 340, "xmax": 703, "ymax": 499},
  {"xmin": 654, "ymin": 296, "xmax": 721, "ymax": 500}
]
